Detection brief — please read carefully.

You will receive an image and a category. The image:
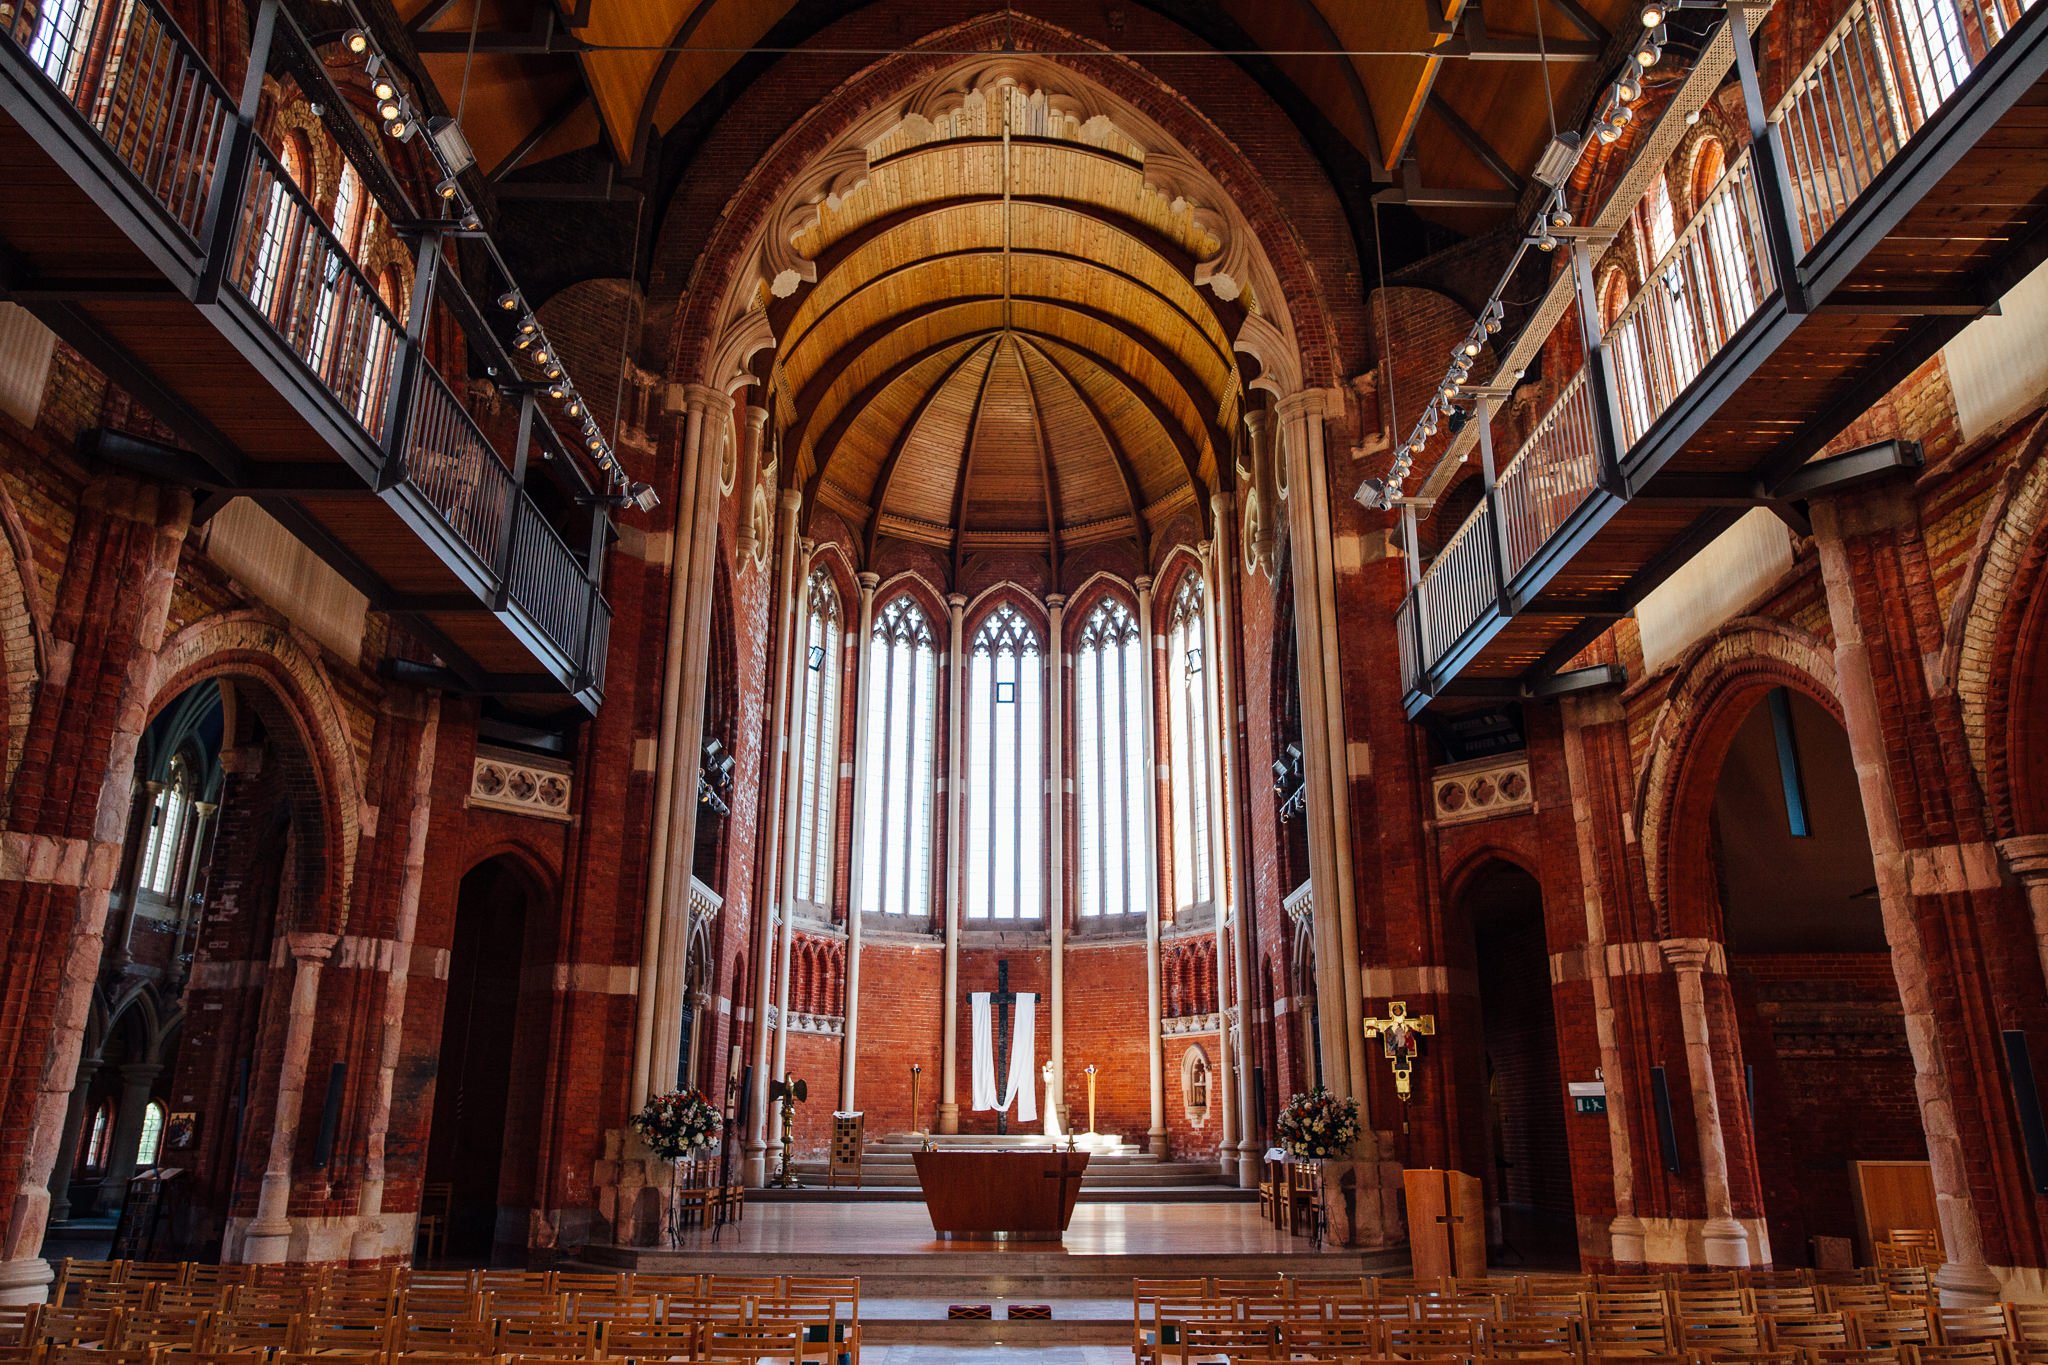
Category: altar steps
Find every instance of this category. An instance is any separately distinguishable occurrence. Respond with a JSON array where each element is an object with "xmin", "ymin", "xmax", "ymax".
[{"xmin": 769, "ymin": 1131, "xmax": 1253, "ymax": 1198}]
